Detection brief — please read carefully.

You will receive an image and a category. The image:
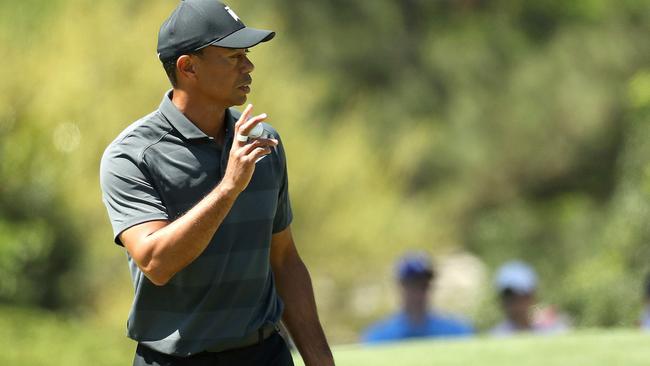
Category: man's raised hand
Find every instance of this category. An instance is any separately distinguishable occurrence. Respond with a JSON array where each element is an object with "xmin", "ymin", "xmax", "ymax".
[{"xmin": 221, "ymin": 104, "xmax": 278, "ymax": 194}]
